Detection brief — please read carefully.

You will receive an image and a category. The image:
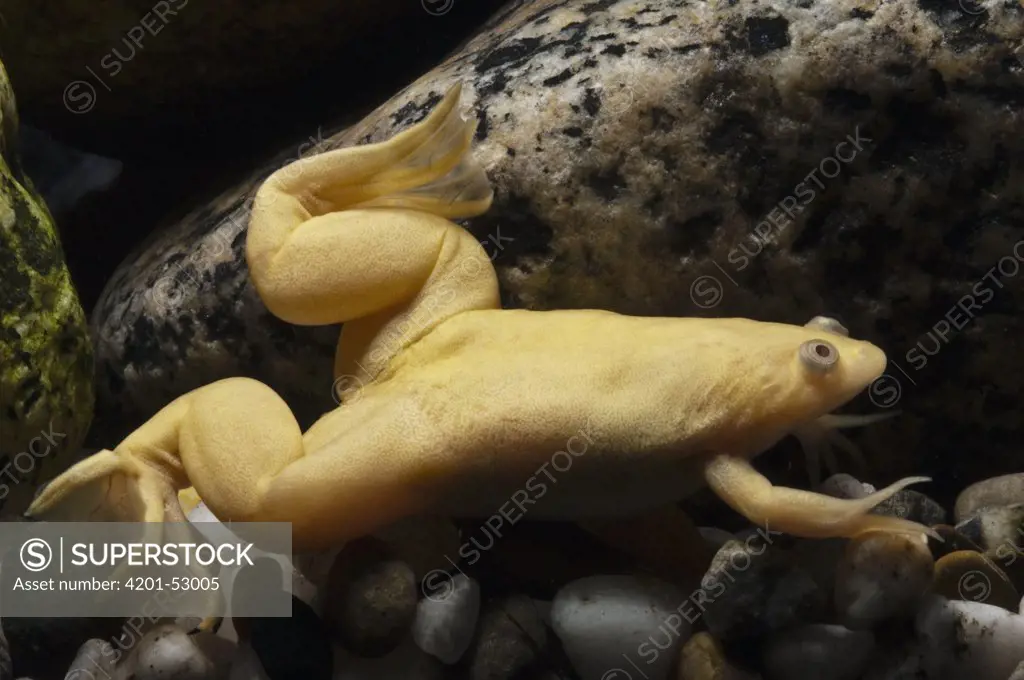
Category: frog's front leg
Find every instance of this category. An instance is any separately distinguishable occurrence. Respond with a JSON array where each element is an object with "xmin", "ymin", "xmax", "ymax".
[{"xmin": 703, "ymin": 453, "xmax": 940, "ymax": 540}]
